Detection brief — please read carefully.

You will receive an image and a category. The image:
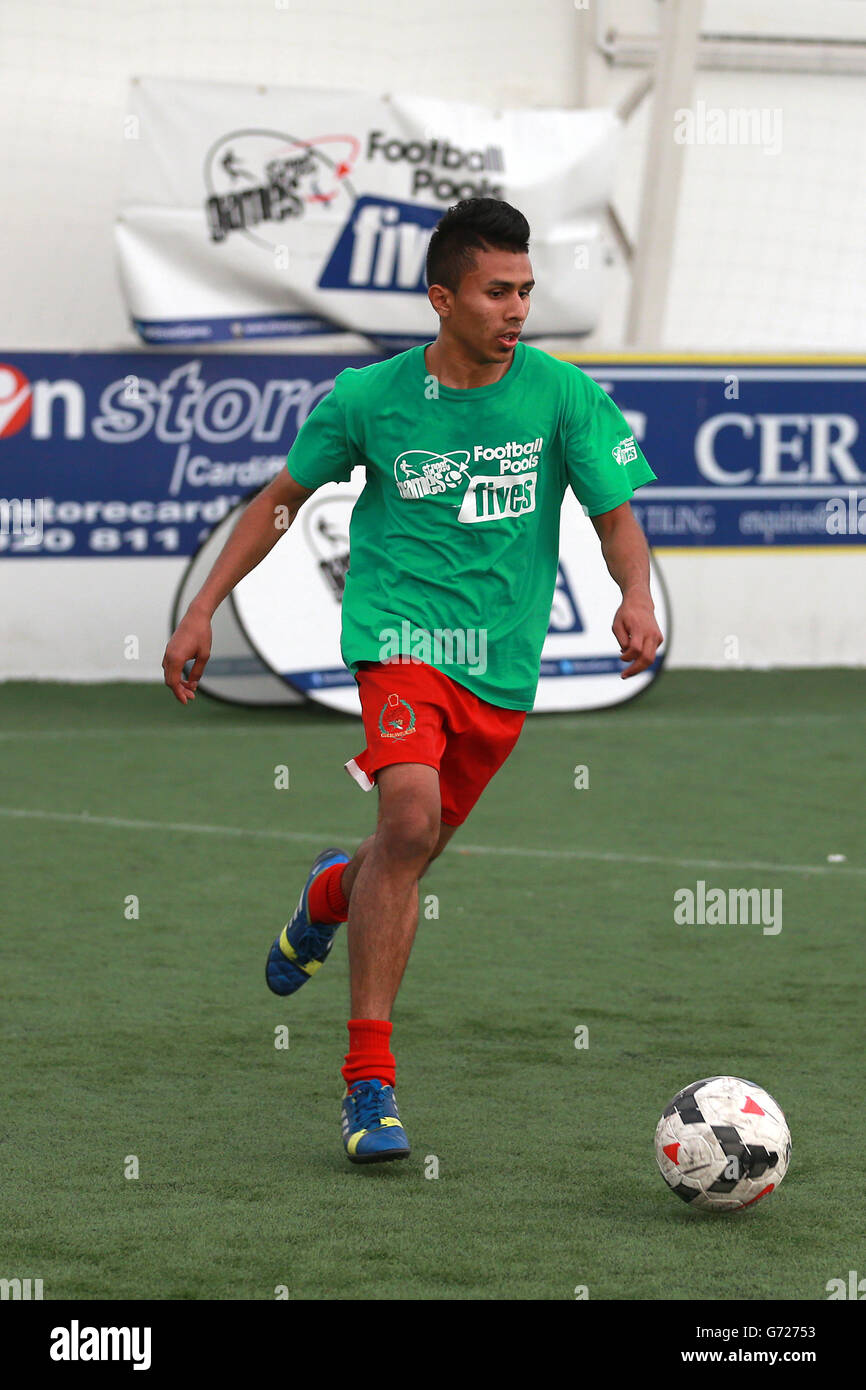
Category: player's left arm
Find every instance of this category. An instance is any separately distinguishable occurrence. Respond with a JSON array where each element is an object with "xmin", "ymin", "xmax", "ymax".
[{"xmin": 590, "ymin": 501, "xmax": 663, "ymax": 678}]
